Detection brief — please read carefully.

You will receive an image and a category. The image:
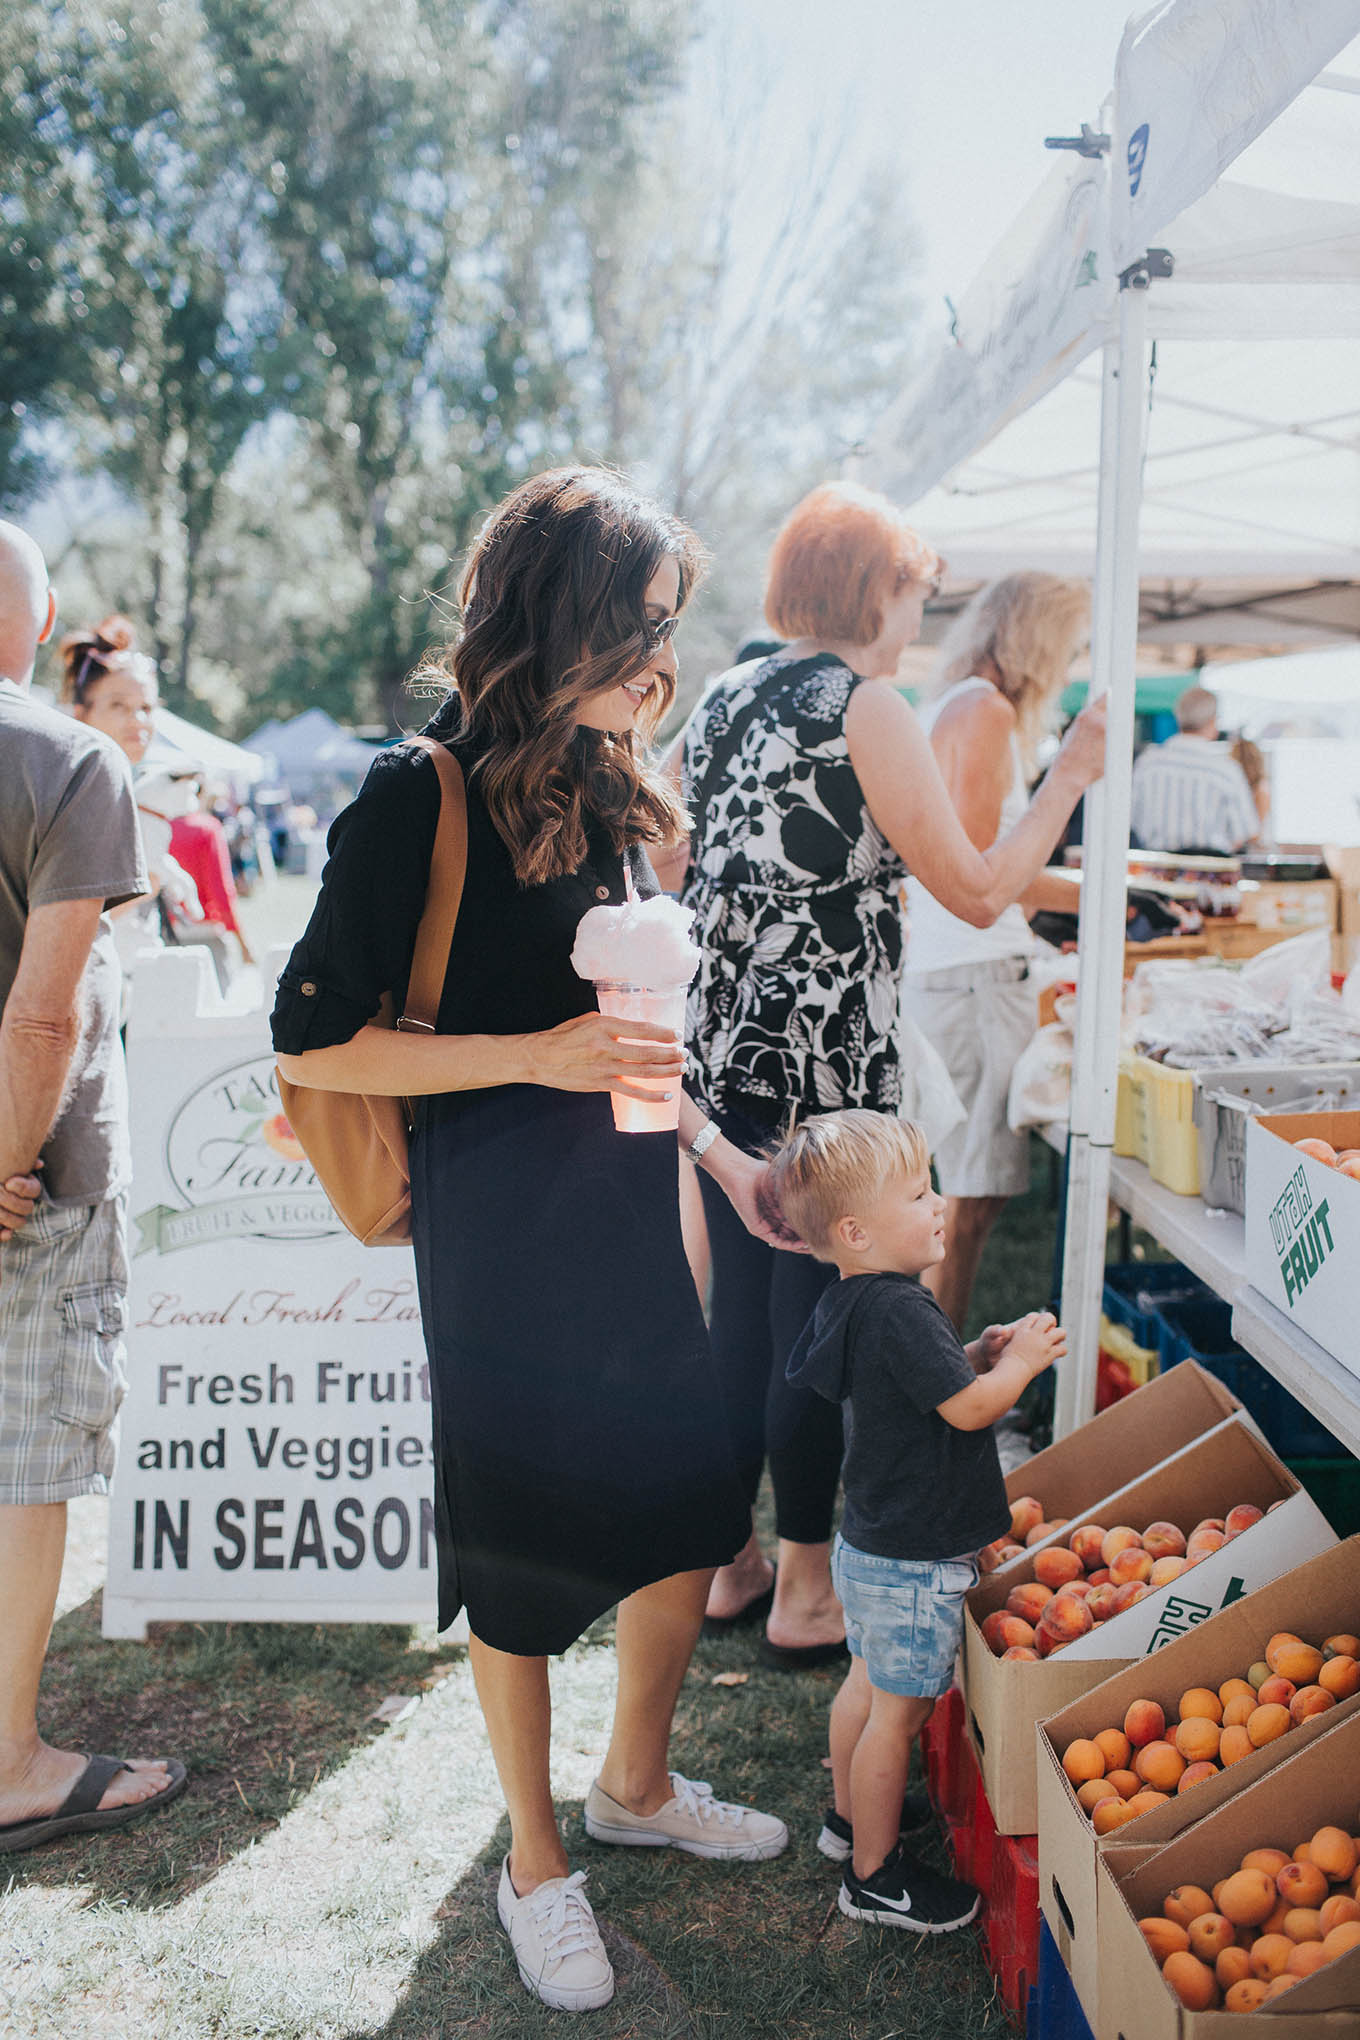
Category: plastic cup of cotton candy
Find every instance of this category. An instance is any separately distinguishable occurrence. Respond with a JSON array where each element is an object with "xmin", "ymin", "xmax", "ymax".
[{"xmin": 571, "ymin": 895, "xmax": 701, "ymax": 1132}]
